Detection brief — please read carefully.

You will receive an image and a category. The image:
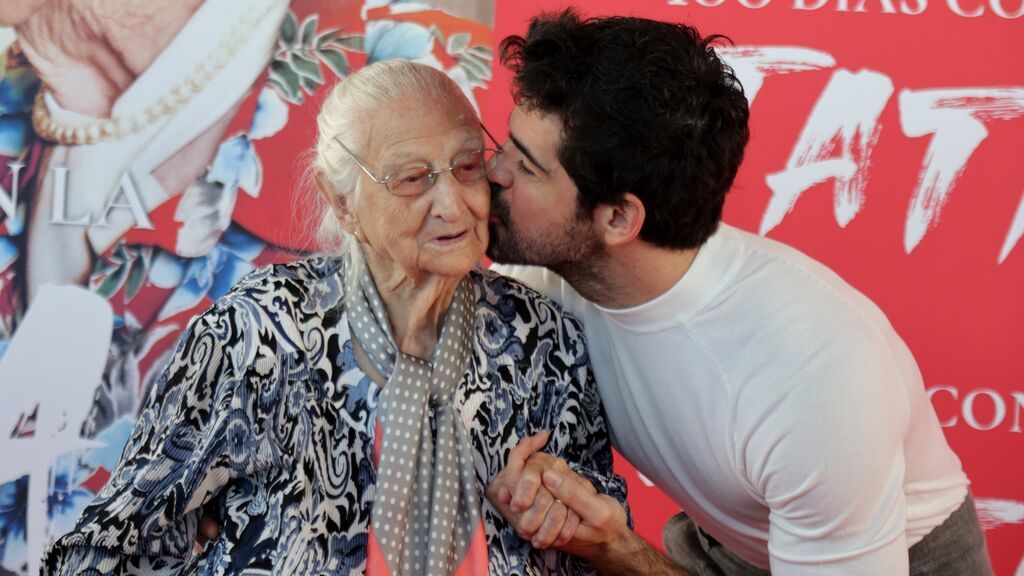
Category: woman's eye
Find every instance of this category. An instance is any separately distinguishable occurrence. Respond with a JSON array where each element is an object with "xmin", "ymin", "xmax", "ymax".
[
  {"xmin": 402, "ymin": 171, "xmax": 427, "ymax": 184},
  {"xmin": 456, "ymin": 158, "xmax": 483, "ymax": 175}
]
